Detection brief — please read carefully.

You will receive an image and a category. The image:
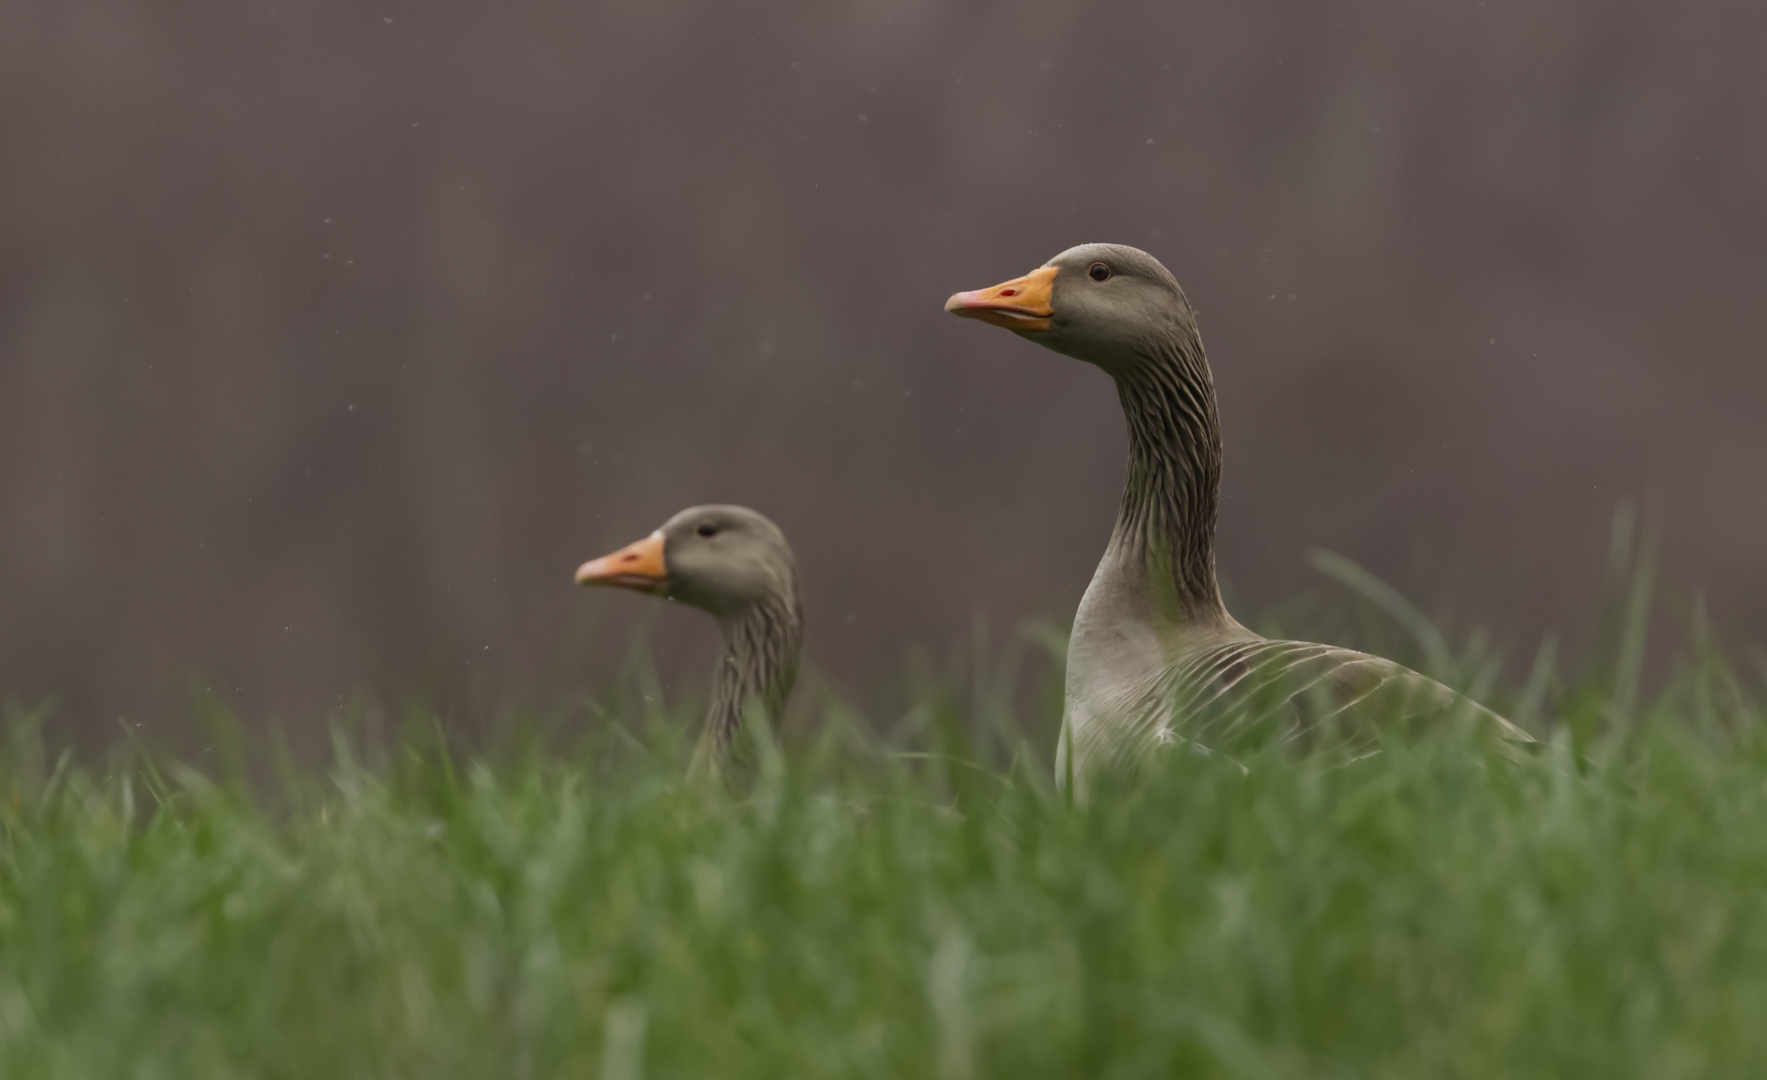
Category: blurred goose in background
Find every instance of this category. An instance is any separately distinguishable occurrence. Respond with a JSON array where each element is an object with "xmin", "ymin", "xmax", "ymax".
[
  {"xmin": 576, "ymin": 505, "xmax": 803, "ymax": 776},
  {"xmin": 947, "ymin": 244, "xmax": 1532, "ymax": 792}
]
